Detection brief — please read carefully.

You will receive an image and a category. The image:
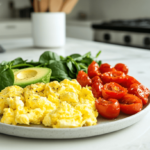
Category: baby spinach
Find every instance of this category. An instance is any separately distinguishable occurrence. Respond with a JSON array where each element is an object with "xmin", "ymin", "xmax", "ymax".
[
  {"xmin": 0, "ymin": 65, "xmax": 14, "ymax": 91},
  {"xmin": 48, "ymin": 61, "xmax": 71, "ymax": 81},
  {"xmin": 11, "ymin": 57, "xmax": 27, "ymax": 66},
  {"xmin": 39, "ymin": 51, "xmax": 60, "ymax": 64}
]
